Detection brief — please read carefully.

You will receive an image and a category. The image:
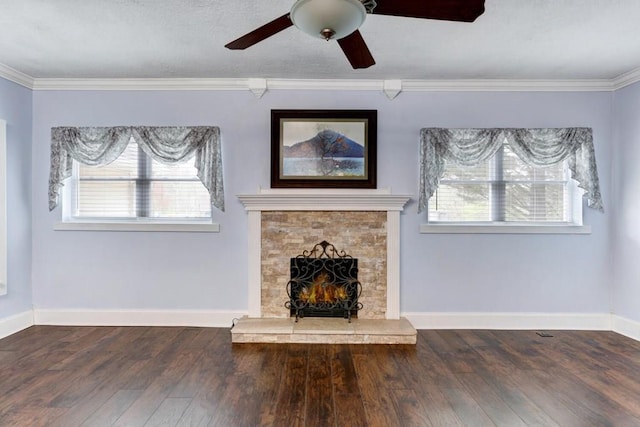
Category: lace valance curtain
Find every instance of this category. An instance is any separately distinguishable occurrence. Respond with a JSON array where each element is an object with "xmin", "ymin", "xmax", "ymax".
[
  {"xmin": 48, "ymin": 126, "xmax": 224, "ymax": 212},
  {"xmin": 418, "ymin": 127, "xmax": 603, "ymax": 213}
]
